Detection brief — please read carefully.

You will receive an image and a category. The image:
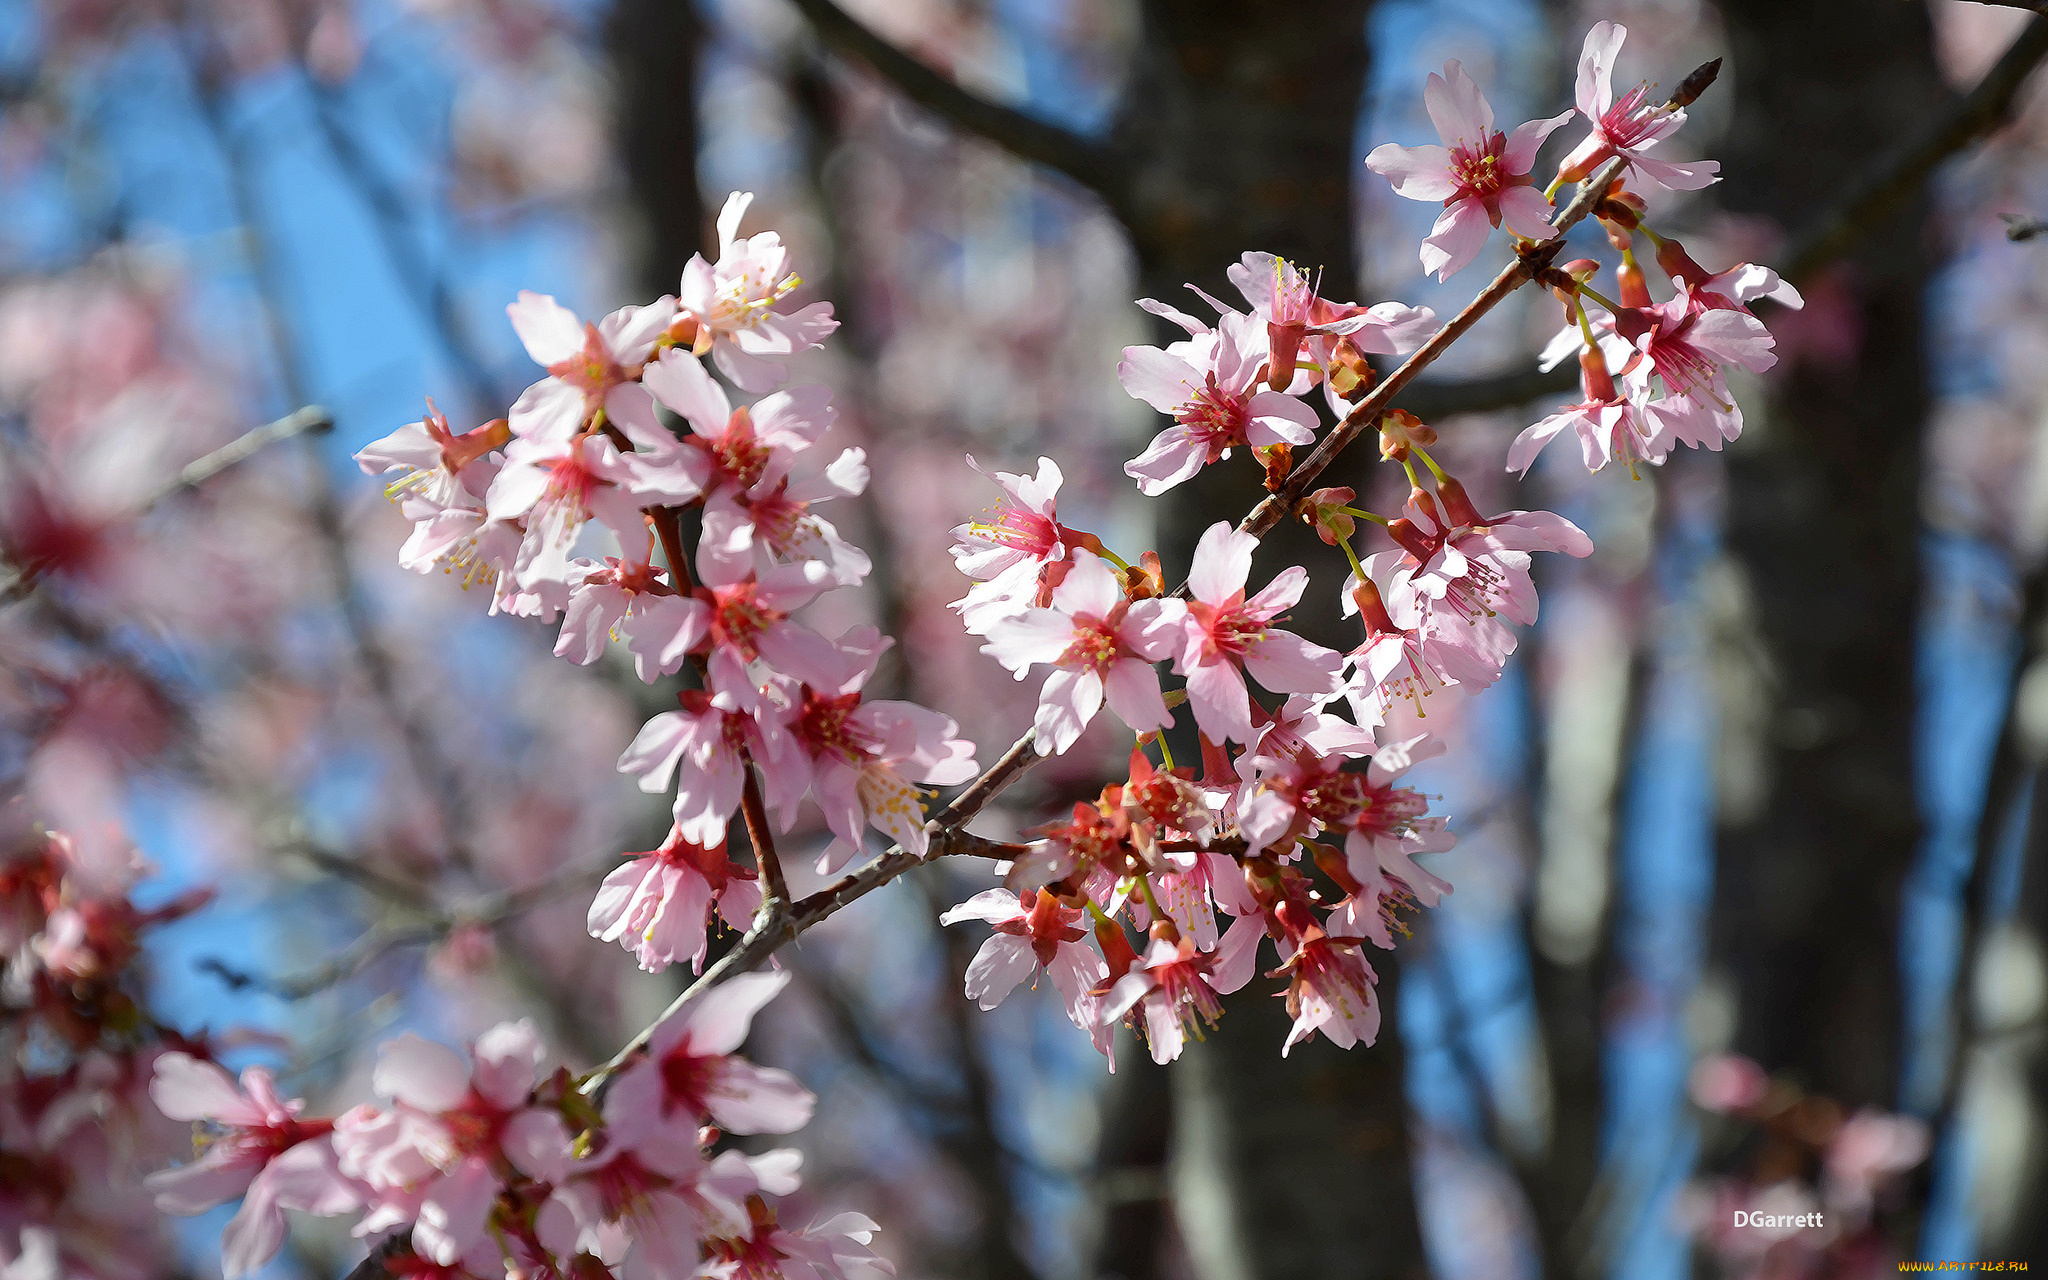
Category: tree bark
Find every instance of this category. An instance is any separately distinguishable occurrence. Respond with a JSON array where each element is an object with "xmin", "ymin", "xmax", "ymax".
[
  {"xmin": 606, "ymin": 0, "xmax": 705, "ymax": 298},
  {"xmin": 1709, "ymin": 0, "xmax": 1946, "ymax": 1112},
  {"xmin": 1098, "ymin": 5, "xmax": 1429, "ymax": 1278}
]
